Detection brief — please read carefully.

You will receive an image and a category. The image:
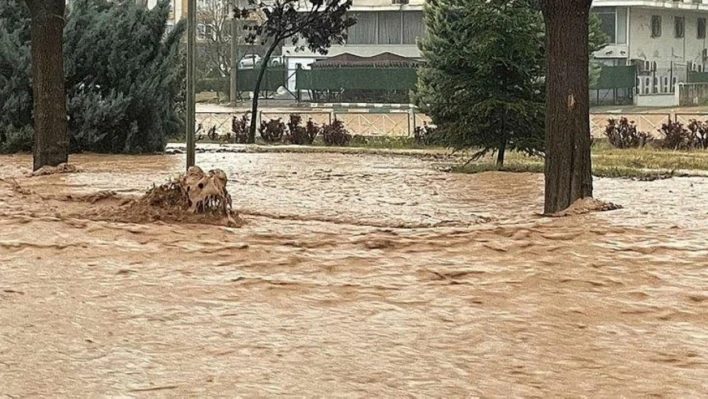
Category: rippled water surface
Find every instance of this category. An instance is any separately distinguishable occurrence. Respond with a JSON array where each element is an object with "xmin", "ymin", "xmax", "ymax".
[{"xmin": 1, "ymin": 152, "xmax": 708, "ymax": 397}]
